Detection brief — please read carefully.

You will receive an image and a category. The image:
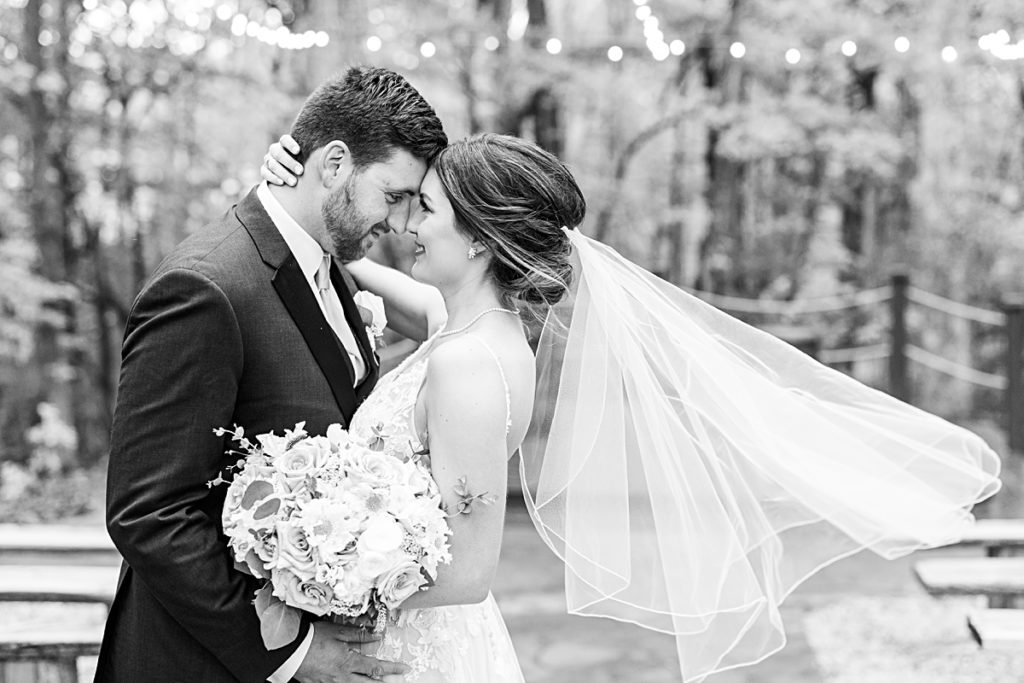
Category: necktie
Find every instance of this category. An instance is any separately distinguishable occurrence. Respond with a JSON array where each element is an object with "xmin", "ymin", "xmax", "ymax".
[{"xmin": 315, "ymin": 253, "xmax": 366, "ymax": 384}]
